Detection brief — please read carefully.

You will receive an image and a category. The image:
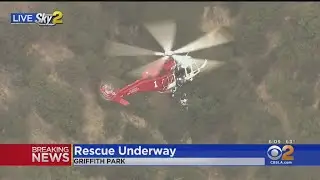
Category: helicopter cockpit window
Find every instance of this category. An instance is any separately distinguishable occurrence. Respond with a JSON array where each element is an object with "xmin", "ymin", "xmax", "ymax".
[
  {"xmin": 175, "ymin": 67, "xmax": 185, "ymax": 78},
  {"xmin": 186, "ymin": 67, "xmax": 191, "ymax": 74}
]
